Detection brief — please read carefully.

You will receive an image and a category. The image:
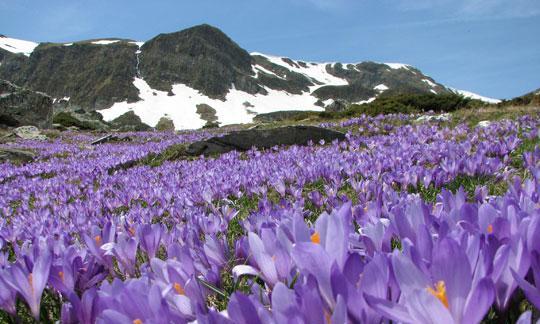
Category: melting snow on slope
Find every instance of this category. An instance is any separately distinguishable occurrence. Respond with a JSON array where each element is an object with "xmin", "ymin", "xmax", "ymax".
[
  {"xmin": 422, "ymin": 79, "xmax": 437, "ymax": 88},
  {"xmin": 99, "ymin": 78, "xmax": 324, "ymax": 130},
  {"xmin": 374, "ymin": 84, "xmax": 389, "ymax": 91},
  {"xmin": 251, "ymin": 52, "xmax": 349, "ymax": 90},
  {"xmin": 451, "ymin": 88, "xmax": 501, "ymax": 104},
  {"xmin": 0, "ymin": 36, "xmax": 38, "ymax": 56},
  {"xmin": 385, "ymin": 63, "xmax": 410, "ymax": 70},
  {"xmin": 355, "ymin": 97, "xmax": 377, "ymax": 105},
  {"xmin": 91, "ymin": 40, "xmax": 120, "ymax": 45}
]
